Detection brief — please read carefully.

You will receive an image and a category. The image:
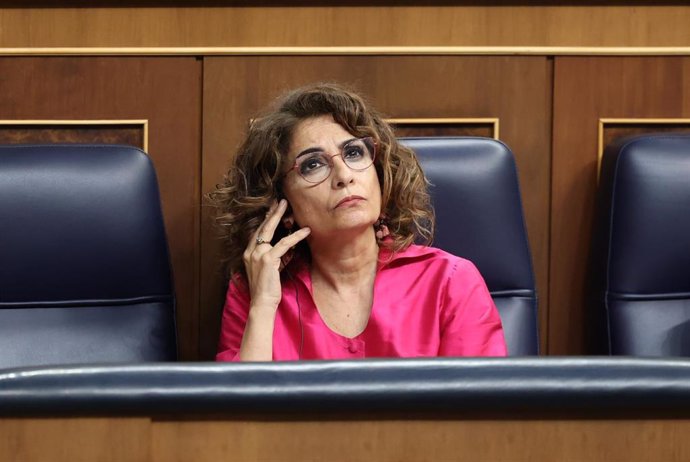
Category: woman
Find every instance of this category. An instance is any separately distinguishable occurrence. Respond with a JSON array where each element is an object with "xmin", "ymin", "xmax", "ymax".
[{"xmin": 212, "ymin": 83, "xmax": 506, "ymax": 361}]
